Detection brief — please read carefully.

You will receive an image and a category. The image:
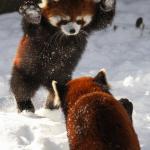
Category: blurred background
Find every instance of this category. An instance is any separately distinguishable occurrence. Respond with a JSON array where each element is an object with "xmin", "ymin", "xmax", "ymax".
[{"xmin": 0, "ymin": 0, "xmax": 21, "ymax": 14}]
